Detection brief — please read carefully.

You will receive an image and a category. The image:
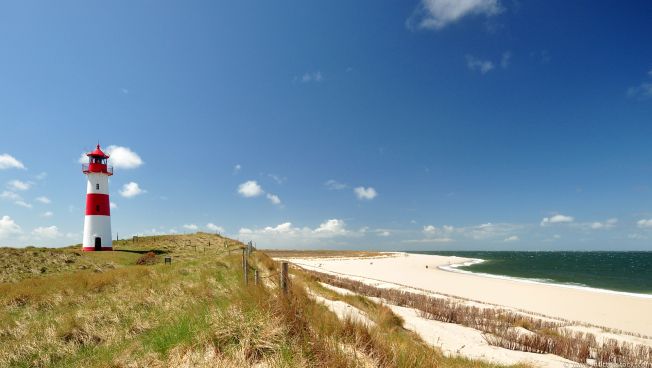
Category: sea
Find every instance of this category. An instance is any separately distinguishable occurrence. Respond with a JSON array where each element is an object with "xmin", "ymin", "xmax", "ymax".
[{"xmin": 408, "ymin": 251, "xmax": 652, "ymax": 296}]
